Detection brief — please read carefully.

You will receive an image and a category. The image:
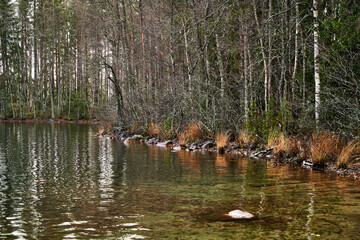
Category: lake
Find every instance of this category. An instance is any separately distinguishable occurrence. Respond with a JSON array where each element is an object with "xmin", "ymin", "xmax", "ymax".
[{"xmin": 0, "ymin": 123, "xmax": 360, "ymax": 239}]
